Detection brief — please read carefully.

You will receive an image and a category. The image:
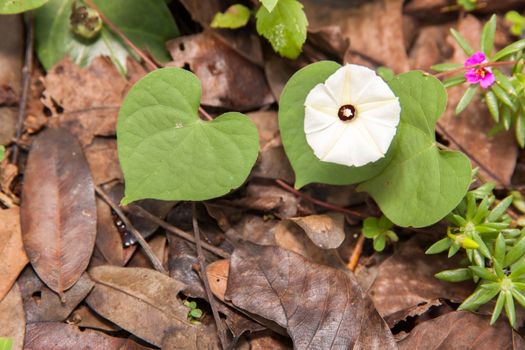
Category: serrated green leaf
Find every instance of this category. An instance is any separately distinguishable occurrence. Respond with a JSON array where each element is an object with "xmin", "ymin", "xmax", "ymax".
[
  {"xmin": 451, "ymin": 28, "xmax": 475, "ymax": 56},
  {"xmin": 358, "ymin": 72, "xmax": 471, "ymax": 227},
  {"xmin": 485, "ymin": 91, "xmax": 499, "ymax": 122},
  {"xmin": 493, "ymin": 39, "xmax": 525, "ymax": 61},
  {"xmin": 431, "ymin": 63, "xmax": 463, "ymax": 72},
  {"xmin": 260, "ymin": 0, "xmax": 278, "ymax": 12},
  {"xmin": 0, "ymin": 337, "xmax": 13, "ymax": 350},
  {"xmin": 211, "ymin": 4, "xmax": 251, "ymax": 29},
  {"xmin": 443, "ymin": 75, "xmax": 467, "ymax": 88},
  {"xmin": 278, "ymin": 61, "xmax": 392, "ymax": 188},
  {"xmin": 455, "ymin": 85, "xmax": 478, "ymax": 115},
  {"xmin": 255, "ymin": 0, "xmax": 307, "ymax": 59},
  {"xmin": 0, "ymin": 0, "xmax": 48, "ymax": 13},
  {"xmin": 35, "ymin": 0, "xmax": 179, "ymax": 73},
  {"xmin": 117, "ymin": 68, "xmax": 259, "ymax": 203},
  {"xmin": 435, "ymin": 268, "xmax": 472, "ymax": 282},
  {"xmin": 481, "ymin": 14, "xmax": 496, "ymax": 56},
  {"xmin": 426, "ymin": 237, "xmax": 452, "ymax": 254},
  {"xmin": 491, "ymin": 292, "xmax": 505, "ymax": 325}
]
